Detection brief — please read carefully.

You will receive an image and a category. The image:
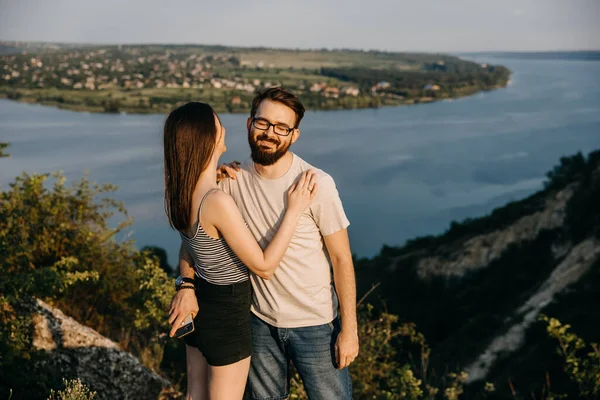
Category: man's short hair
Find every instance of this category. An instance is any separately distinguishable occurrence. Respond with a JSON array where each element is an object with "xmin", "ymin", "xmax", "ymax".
[{"xmin": 251, "ymin": 87, "xmax": 306, "ymax": 128}]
